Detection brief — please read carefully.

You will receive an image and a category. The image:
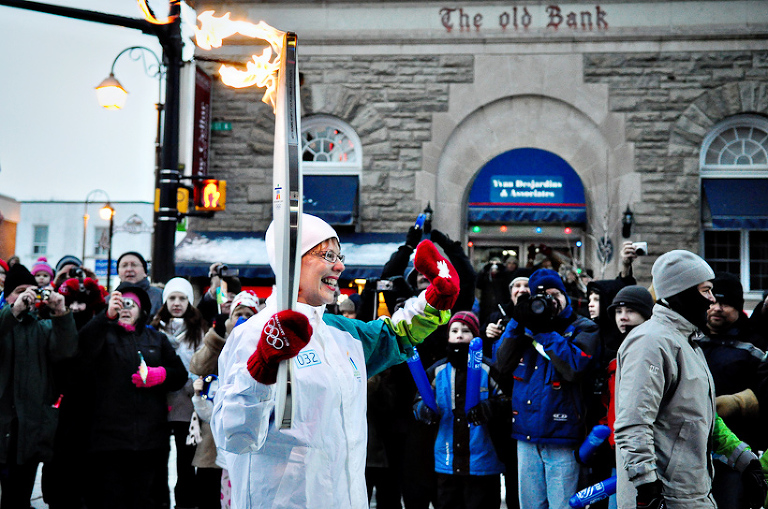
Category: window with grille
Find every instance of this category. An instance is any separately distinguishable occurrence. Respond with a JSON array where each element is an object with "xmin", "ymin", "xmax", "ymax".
[
  {"xmin": 94, "ymin": 227, "xmax": 109, "ymax": 255},
  {"xmin": 301, "ymin": 115, "xmax": 362, "ymax": 176},
  {"xmin": 300, "ymin": 115, "xmax": 362, "ymax": 225},
  {"xmin": 32, "ymin": 225, "xmax": 48, "ymax": 255},
  {"xmin": 701, "ymin": 114, "xmax": 768, "ymax": 294}
]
